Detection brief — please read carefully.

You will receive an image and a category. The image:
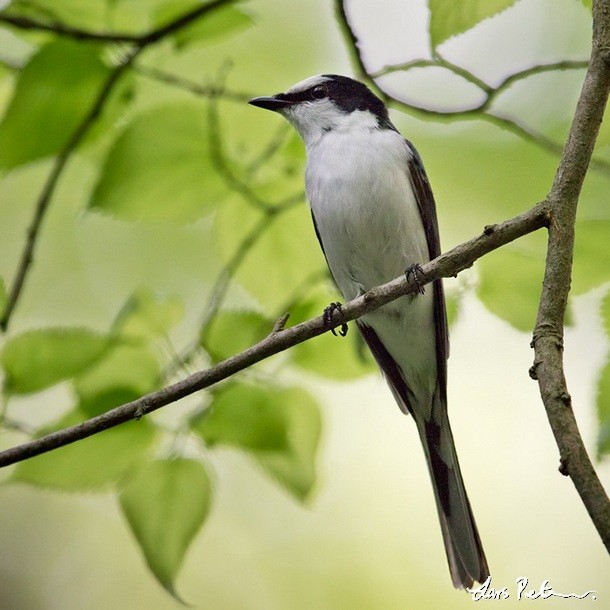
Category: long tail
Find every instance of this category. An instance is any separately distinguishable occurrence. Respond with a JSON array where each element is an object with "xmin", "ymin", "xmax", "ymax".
[{"xmin": 415, "ymin": 401, "xmax": 489, "ymax": 589}]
